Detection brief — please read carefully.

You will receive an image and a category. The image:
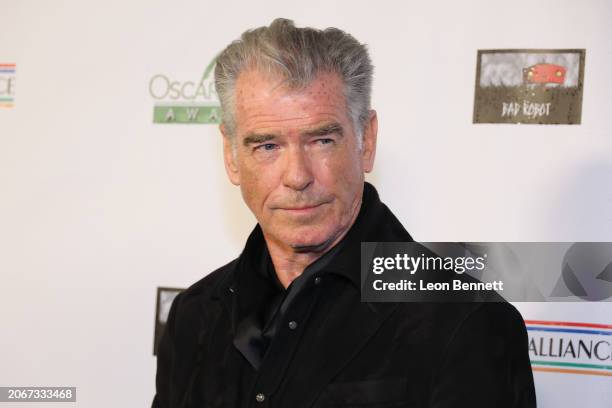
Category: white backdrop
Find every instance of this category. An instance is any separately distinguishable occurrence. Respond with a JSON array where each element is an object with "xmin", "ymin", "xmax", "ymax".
[{"xmin": 1, "ymin": 0, "xmax": 611, "ymax": 406}]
